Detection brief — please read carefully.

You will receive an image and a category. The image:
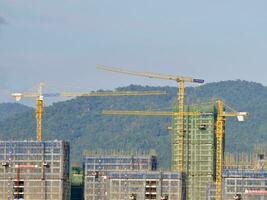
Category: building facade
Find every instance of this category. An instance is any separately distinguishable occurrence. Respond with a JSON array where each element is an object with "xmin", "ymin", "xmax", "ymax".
[
  {"xmin": 106, "ymin": 171, "xmax": 183, "ymax": 200},
  {"xmin": 0, "ymin": 140, "xmax": 70, "ymax": 200},
  {"xmin": 83, "ymin": 154, "xmax": 184, "ymax": 200},
  {"xmin": 207, "ymin": 169, "xmax": 267, "ymax": 200}
]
